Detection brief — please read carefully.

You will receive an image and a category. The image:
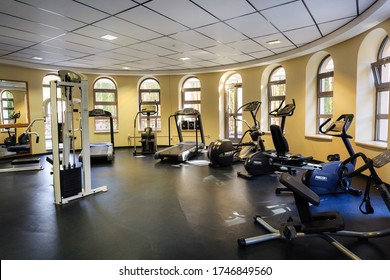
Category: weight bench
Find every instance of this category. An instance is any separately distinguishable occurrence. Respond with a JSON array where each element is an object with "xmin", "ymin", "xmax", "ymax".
[{"xmin": 238, "ymin": 173, "xmax": 361, "ymax": 259}]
